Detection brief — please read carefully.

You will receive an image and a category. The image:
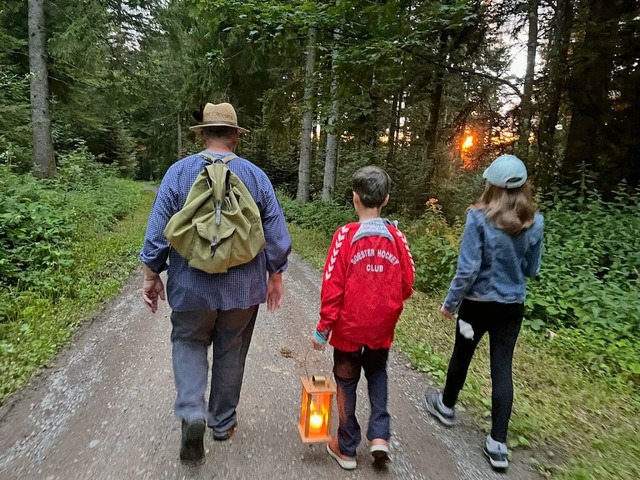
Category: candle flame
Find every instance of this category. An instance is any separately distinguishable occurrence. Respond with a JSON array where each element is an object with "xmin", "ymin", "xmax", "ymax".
[{"xmin": 310, "ymin": 412, "xmax": 323, "ymax": 430}]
